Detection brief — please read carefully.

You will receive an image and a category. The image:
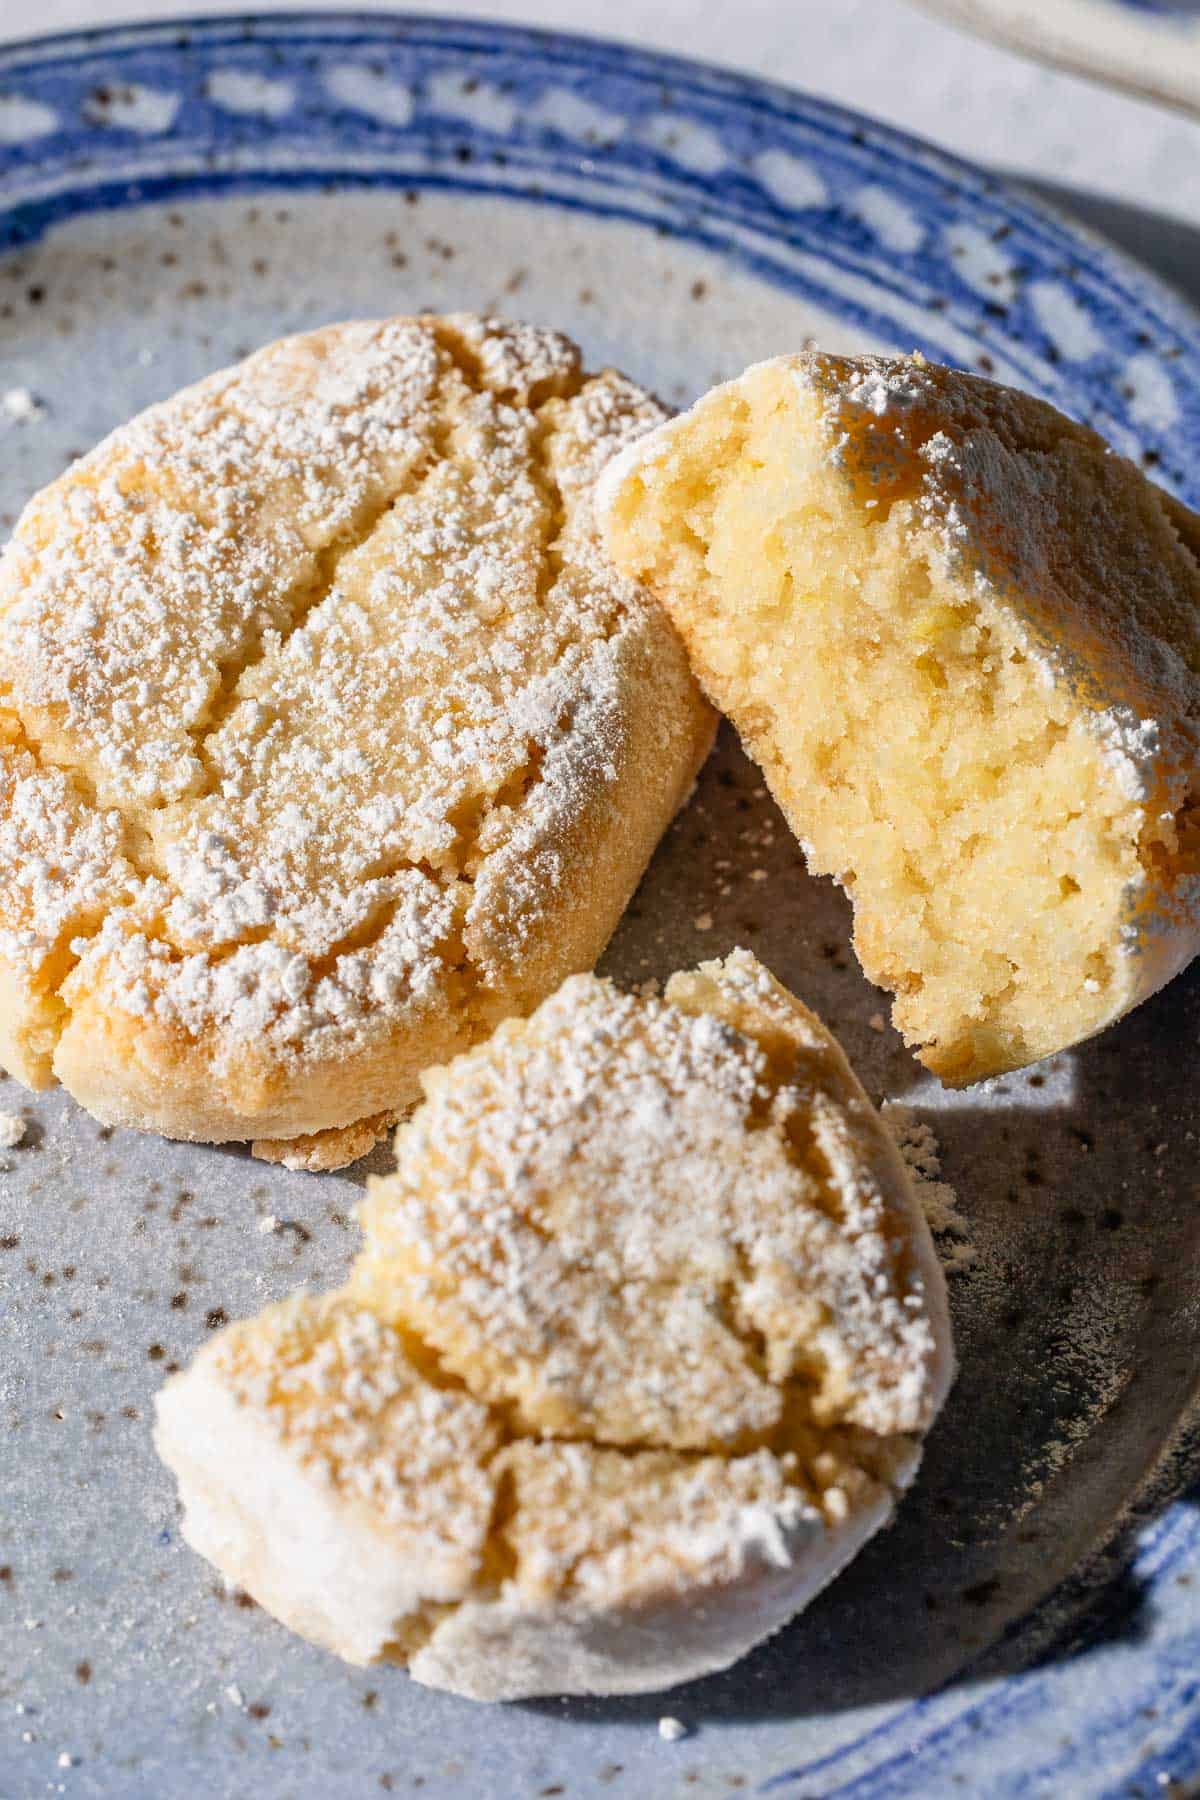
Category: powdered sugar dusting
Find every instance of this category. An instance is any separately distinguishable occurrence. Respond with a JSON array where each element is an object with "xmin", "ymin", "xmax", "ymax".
[
  {"xmin": 0, "ymin": 315, "xmax": 688, "ymax": 1126},
  {"xmin": 360, "ymin": 950, "xmax": 948, "ymax": 1449},
  {"xmin": 209, "ymin": 1295, "xmax": 499, "ymax": 1540}
]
